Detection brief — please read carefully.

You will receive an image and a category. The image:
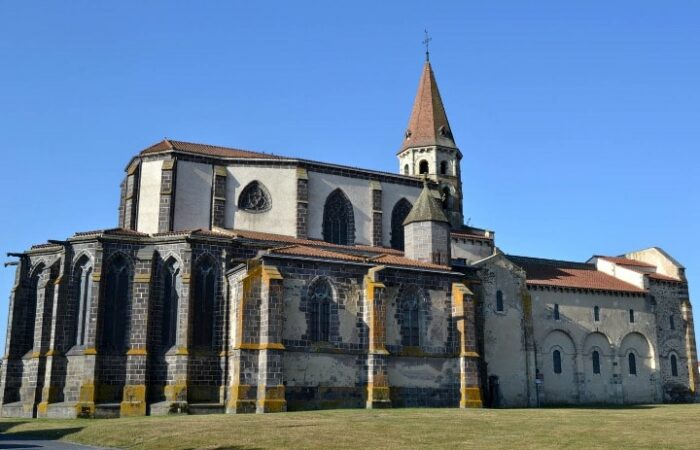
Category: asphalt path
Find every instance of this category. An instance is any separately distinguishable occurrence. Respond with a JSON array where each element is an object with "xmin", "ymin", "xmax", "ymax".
[{"xmin": 0, "ymin": 434, "xmax": 113, "ymax": 450}]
